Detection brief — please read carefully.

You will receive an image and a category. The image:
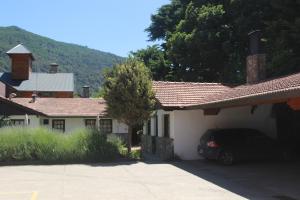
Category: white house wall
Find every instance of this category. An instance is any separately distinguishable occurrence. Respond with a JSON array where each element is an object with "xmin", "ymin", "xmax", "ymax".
[
  {"xmin": 6, "ymin": 115, "xmax": 128, "ymax": 134},
  {"xmin": 172, "ymin": 104, "xmax": 276, "ymax": 160},
  {"xmin": 8, "ymin": 115, "xmax": 40, "ymax": 128},
  {"xmin": 143, "ymin": 110, "xmax": 175, "ymax": 138}
]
